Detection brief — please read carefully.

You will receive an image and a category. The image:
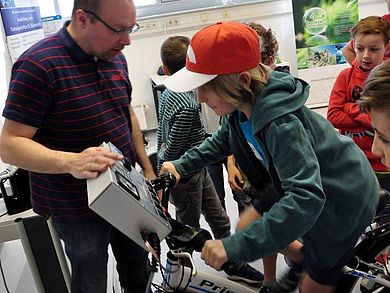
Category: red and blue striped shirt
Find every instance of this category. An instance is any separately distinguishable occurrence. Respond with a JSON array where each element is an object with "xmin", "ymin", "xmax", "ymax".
[{"xmin": 3, "ymin": 24, "xmax": 136, "ymax": 221}]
